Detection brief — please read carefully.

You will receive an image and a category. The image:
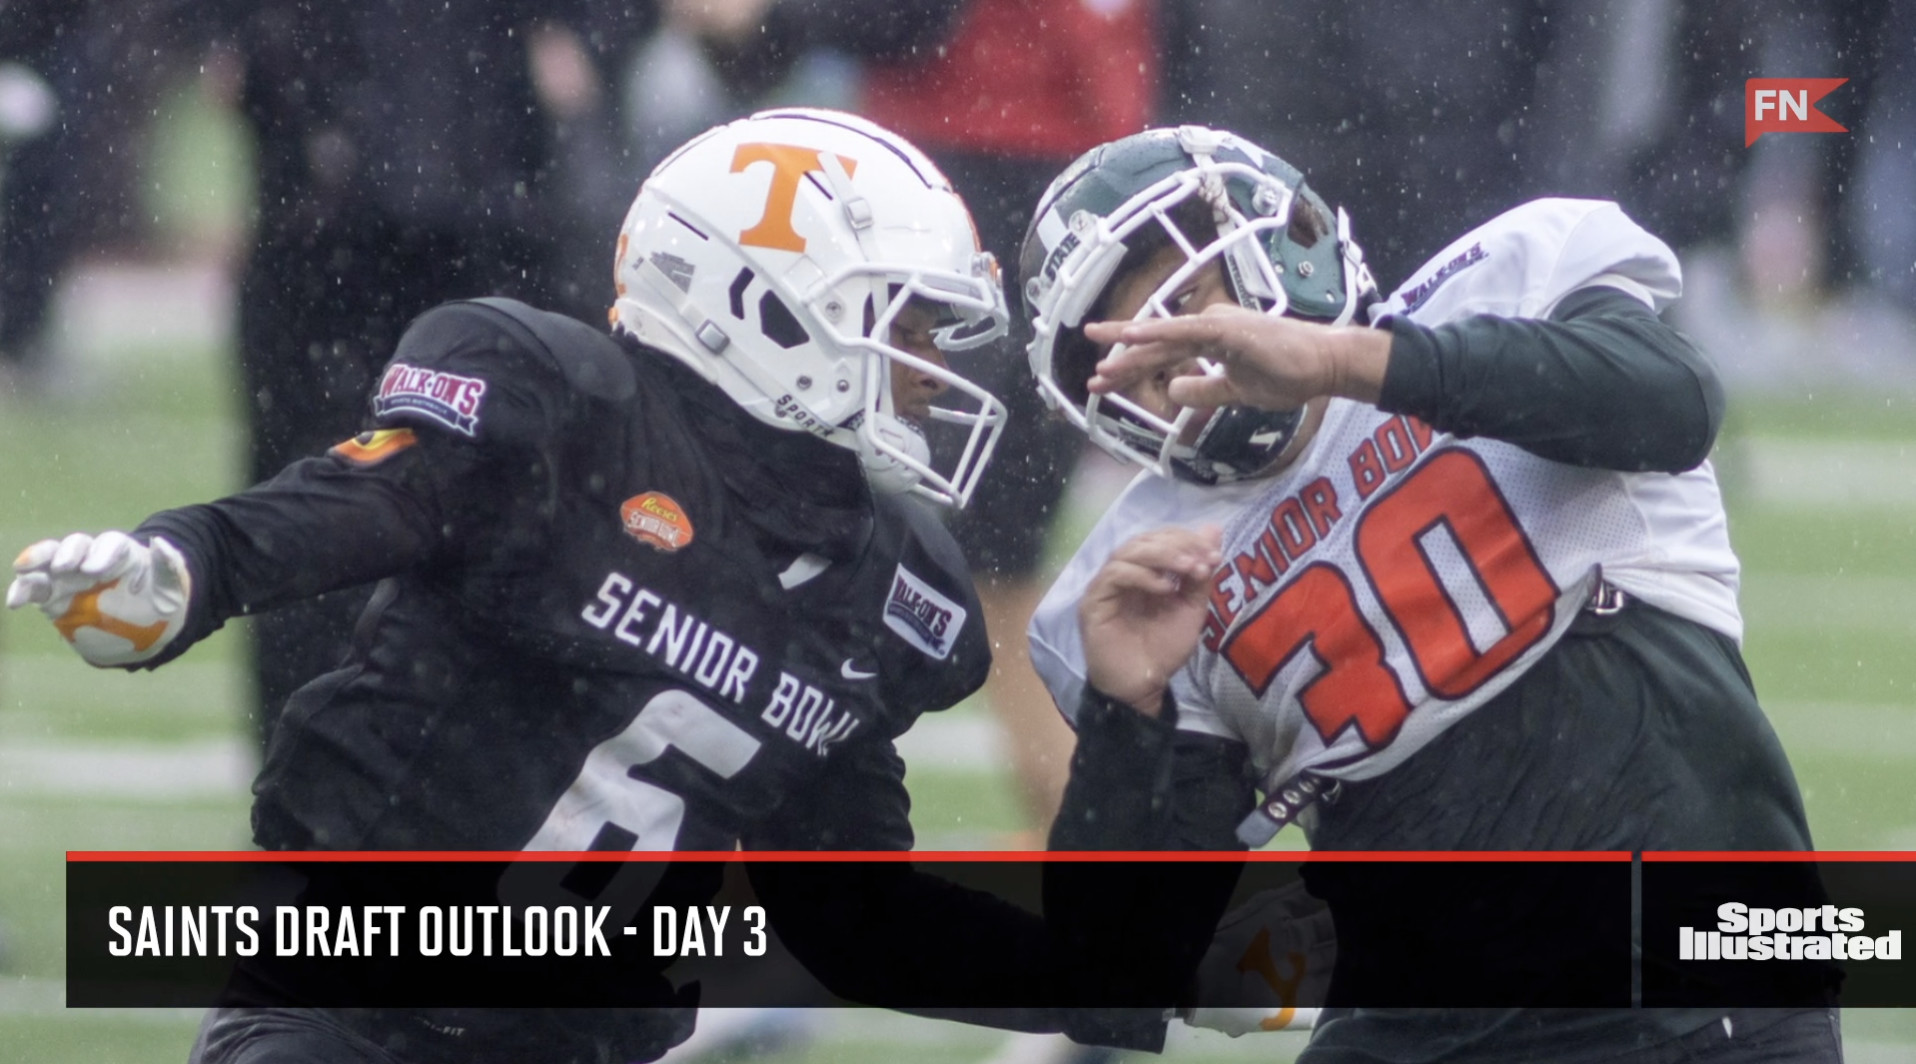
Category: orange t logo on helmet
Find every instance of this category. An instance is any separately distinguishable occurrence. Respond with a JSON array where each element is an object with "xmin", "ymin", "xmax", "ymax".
[{"xmin": 731, "ymin": 143, "xmax": 858, "ymax": 252}]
